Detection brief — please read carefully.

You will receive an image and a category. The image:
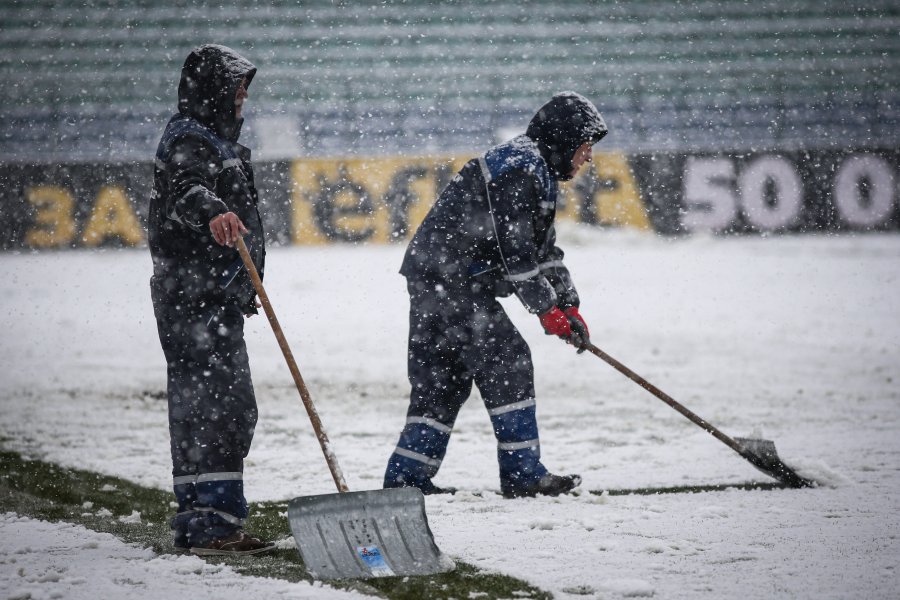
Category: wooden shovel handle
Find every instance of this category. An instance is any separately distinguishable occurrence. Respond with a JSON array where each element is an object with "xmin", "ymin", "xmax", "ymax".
[
  {"xmin": 236, "ymin": 236, "xmax": 350, "ymax": 493},
  {"xmin": 584, "ymin": 343, "xmax": 744, "ymax": 456}
]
